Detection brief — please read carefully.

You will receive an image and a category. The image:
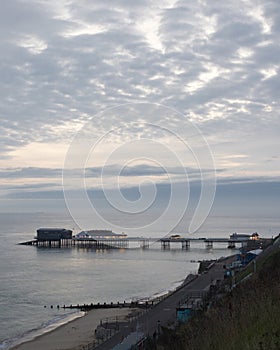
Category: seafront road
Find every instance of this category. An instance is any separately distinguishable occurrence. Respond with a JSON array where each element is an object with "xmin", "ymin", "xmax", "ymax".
[{"xmin": 95, "ymin": 254, "xmax": 236, "ymax": 350}]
